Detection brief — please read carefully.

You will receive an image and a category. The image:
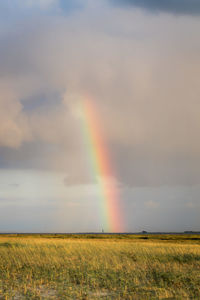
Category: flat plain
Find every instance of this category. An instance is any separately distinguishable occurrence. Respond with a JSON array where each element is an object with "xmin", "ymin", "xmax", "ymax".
[{"xmin": 0, "ymin": 234, "xmax": 199, "ymax": 299}]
